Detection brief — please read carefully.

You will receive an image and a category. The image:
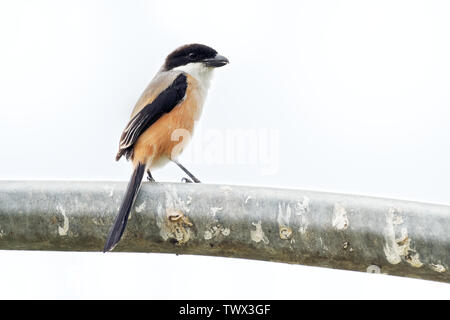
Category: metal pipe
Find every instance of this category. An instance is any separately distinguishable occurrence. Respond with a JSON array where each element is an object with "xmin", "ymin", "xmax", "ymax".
[{"xmin": 0, "ymin": 181, "xmax": 449, "ymax": 283}]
